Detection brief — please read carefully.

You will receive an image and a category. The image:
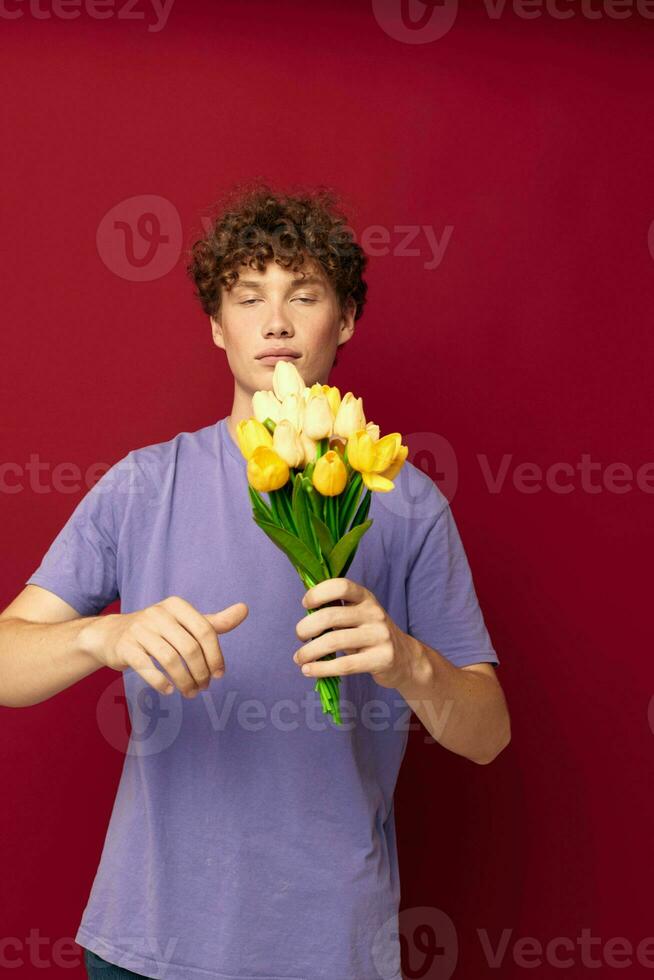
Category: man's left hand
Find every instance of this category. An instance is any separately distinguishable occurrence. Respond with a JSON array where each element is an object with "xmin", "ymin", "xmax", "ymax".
[{"xmin": 293, "ymin": 577, "xmax": 417, "ymax": 690}]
